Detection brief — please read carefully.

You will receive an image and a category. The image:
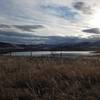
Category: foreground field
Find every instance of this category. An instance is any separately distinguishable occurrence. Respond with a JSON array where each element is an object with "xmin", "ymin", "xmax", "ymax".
[{"xmin": 0, "ymin": 56, "xmax": 100, "ymax": 100}]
